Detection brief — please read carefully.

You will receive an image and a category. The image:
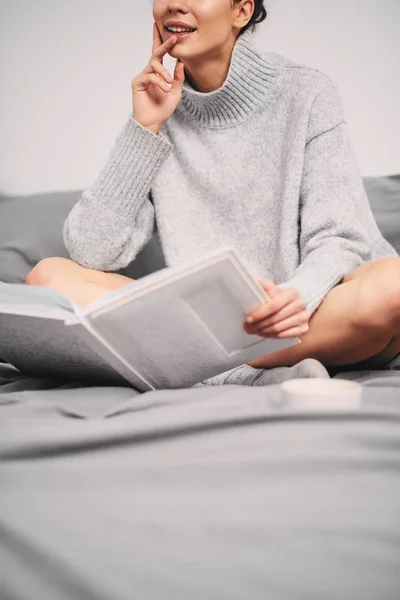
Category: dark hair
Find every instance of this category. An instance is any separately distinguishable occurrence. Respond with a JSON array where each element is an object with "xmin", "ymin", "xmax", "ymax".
[{"xmin": 234, "ymin": 0, "xmax": 267, "ymax": 36}]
